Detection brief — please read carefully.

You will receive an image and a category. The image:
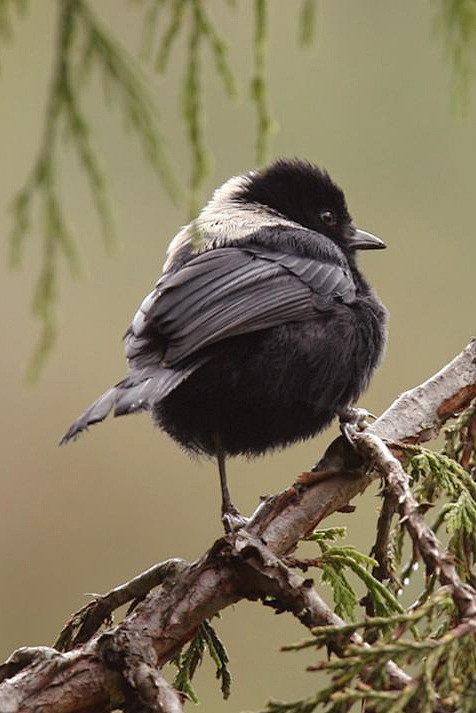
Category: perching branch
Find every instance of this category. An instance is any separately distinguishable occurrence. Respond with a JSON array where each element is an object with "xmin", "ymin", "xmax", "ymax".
[{"xmin": 0, "ymin": 338, "xmax": 475, "ymax": 712}]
